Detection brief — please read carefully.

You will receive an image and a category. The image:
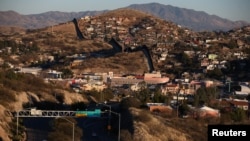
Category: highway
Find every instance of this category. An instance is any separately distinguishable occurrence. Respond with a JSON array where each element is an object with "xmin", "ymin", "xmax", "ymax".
[
  {"xmin": 21, "ymin": 108, "xmax": 120, "ymax": 140},
  {"xmin": 22, "ymin": 116, "xmax": 118, "ymax": 141},
  {"xmin": 23, "ymin": 118, "xmax": 52, "ymax": 141},
  {"xmin": 79, "ymin": 117, "xmax": 117, "ymax": 141}
]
